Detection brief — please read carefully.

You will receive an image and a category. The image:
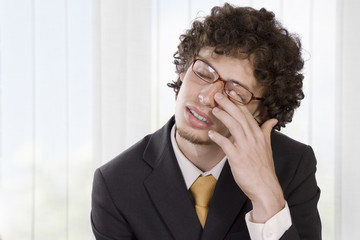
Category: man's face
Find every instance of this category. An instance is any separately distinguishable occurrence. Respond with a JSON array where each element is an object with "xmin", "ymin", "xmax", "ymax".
[{"xmin": 175, "ymin": 47, "xmax": 264, "ymax": 145}]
